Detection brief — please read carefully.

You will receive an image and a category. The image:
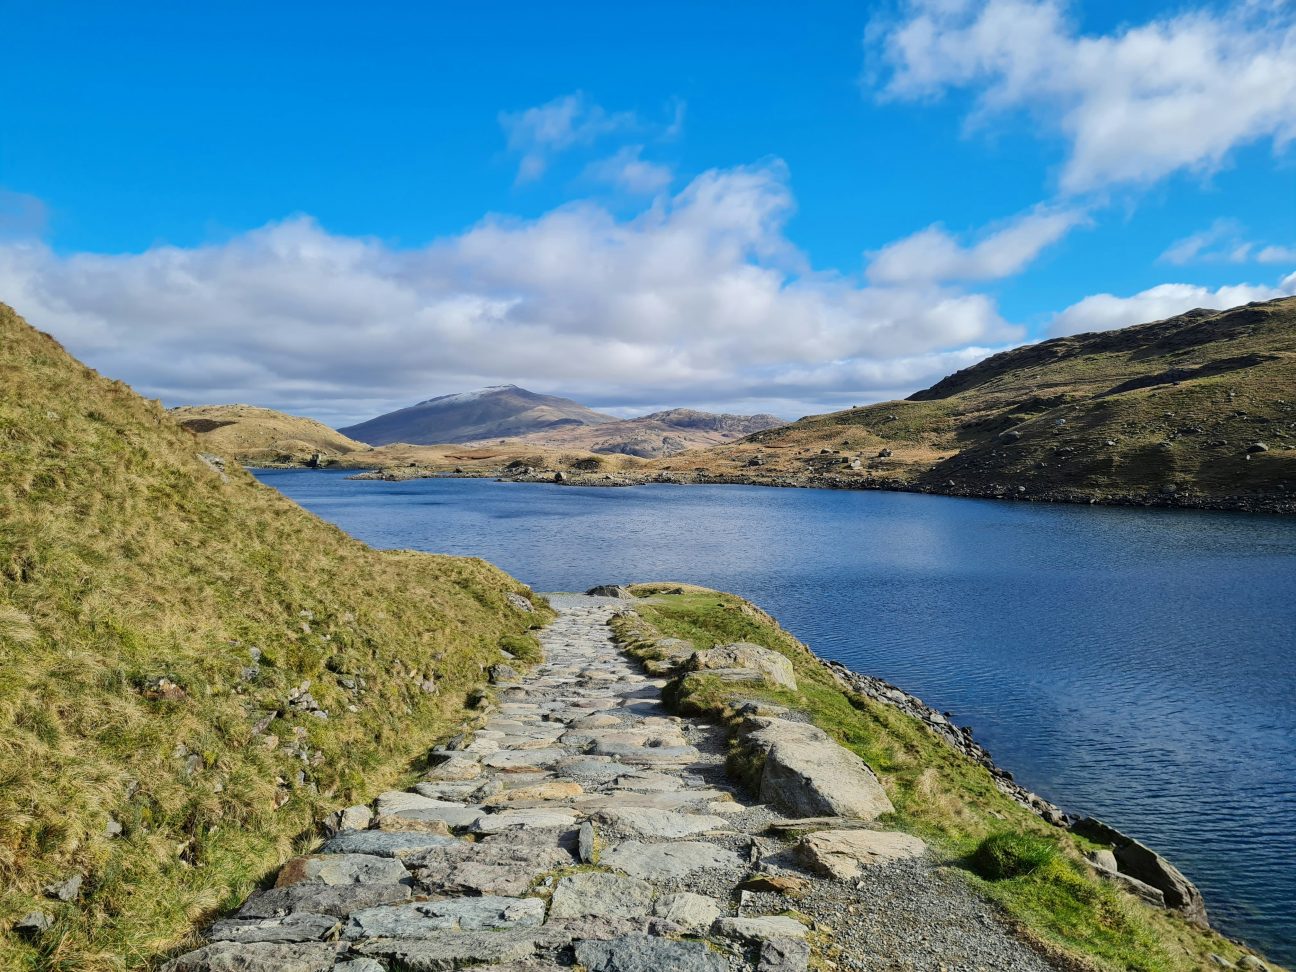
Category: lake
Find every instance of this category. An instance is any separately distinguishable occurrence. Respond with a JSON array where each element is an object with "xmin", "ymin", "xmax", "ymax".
[{"xmin": 255, "ymin": 469, "xmax": 1296, "ymax": 962}]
